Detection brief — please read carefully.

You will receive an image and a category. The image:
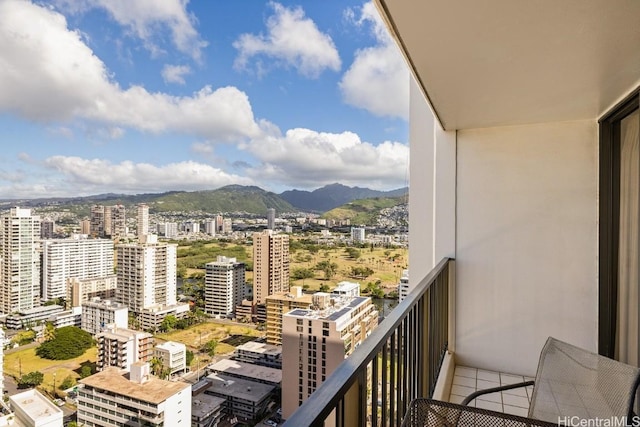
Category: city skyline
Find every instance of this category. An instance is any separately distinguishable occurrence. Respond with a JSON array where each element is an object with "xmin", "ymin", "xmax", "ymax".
[{"xmin": 0, "ymin": 0, "xmax": 410, "ymax": 199}]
